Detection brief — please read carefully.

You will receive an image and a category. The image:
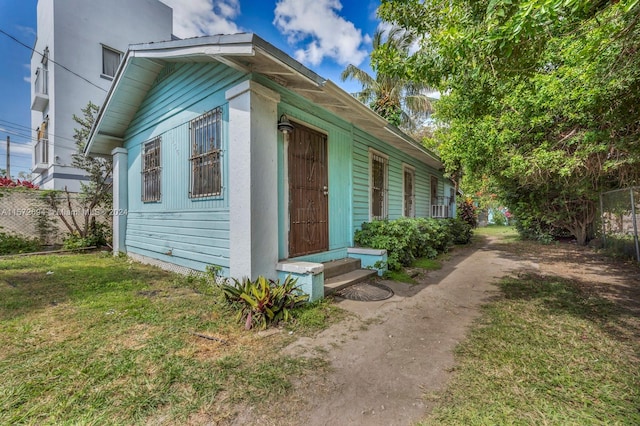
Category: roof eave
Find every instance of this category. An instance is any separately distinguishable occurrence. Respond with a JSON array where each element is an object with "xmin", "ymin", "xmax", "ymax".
[{"xmin": 86, "ymin": 33, "xmax": 445, "ymax": 174}]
